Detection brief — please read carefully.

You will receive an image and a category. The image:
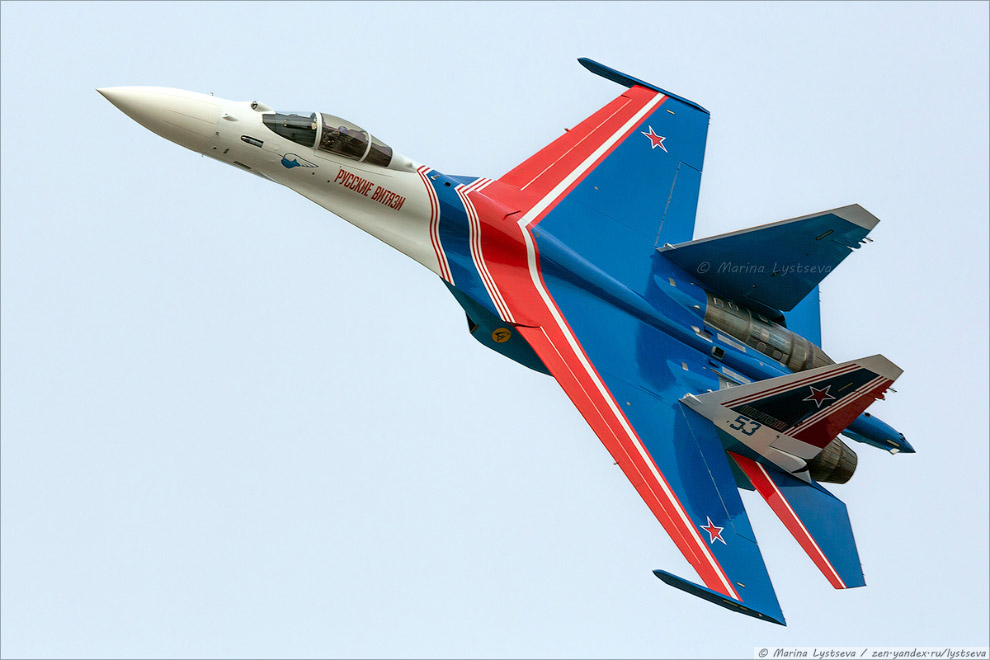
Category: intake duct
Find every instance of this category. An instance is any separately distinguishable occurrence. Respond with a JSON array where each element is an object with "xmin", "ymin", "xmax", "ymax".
[{"xmin": 808, "ymin": 437, "xmax": 858, "ymax": 484}]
